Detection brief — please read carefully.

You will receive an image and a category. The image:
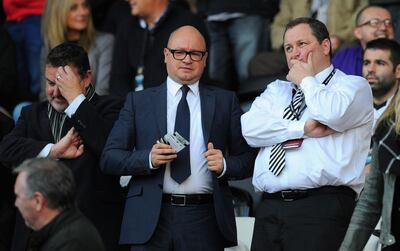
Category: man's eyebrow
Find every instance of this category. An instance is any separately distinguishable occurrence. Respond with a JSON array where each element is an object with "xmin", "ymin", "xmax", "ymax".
[{"xmin": 46, "ymin": 77, "xmax": 55, "ymax": 84}]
